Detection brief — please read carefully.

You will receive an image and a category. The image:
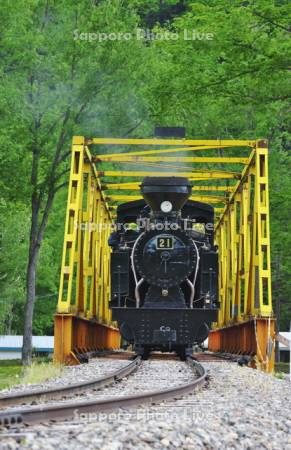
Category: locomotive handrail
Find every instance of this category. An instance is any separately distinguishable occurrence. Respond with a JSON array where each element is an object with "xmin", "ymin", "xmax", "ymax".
[
  {"xmin": 186, "ymin": 278, "xmax": 195, "ymax": 308},
  {"xmin": 134, "ymin": 277, "xmax": 144, "ymax": 308},
  {"xmin": 191, "ymin": 239, "xmax": 200, "ymax": 308},
  {"xmin": 130, "ymin": 232, "xmax": 145, "ymax": 308}
]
